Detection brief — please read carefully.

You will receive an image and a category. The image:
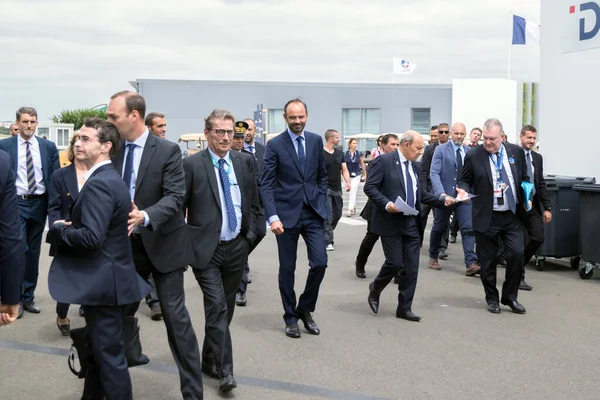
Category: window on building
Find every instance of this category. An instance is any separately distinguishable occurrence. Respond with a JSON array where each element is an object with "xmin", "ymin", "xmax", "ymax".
[
  {"xmin": 268, "ymin": 109, "xmax": 286, "ymax": 134},
  {"xmin": 37, "ymin": 127, "xmax": 49, "ymax": 138},
  {"xmin": 56, "ymin": 128, "xmax": 71, "ymax": 147},
  {"xmin": 411, "ymin": 108, "xmax": 431, "ymax": 135},
  {"xmin": 342, "ymin": 108, "xmax": 380, "ymax": 137}
]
